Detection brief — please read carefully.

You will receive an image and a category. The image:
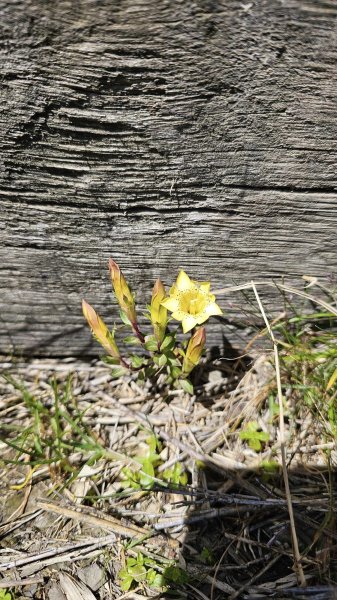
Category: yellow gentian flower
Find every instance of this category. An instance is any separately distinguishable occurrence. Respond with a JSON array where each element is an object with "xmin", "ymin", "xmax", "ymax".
[
  {"xmin": 150, "ymin": 279, "xmax": 168, "ymax": 343},
  {"xmin": 82, "ymin": 300, "xmax": 120, "ymax": 358},
  {"xmin": 161, "ymin": 270, "xmax": 222, "ymax": 333},
  {"xmin": 109, "ymin": 258, "xmax": 137, "ymax": 325},
  {"xmin": 183, "ymin": 327, "xmax": 206, "ymax": 375}
]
